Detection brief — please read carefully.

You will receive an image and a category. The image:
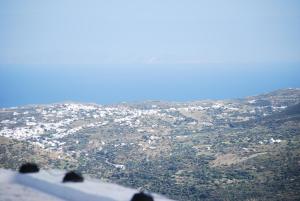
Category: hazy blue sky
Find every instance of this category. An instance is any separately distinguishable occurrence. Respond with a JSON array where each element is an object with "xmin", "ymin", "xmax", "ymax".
[
  {"xmin": 1, "ymin": 0, "xmax": 300, "ymax": 64},
  {"xmin": 0, "ymin": 1, "xmax": 300, "ymax": 107}
]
